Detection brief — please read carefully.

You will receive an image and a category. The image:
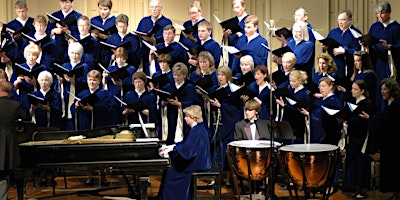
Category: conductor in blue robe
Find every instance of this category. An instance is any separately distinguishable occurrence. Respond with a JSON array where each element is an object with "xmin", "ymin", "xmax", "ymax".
[{"xmin": 158, "ymin": 105, "xmax": 211, "ymax": 200}]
